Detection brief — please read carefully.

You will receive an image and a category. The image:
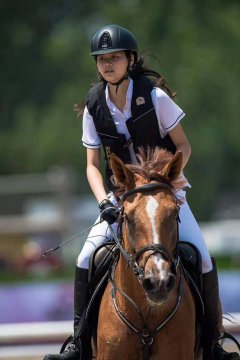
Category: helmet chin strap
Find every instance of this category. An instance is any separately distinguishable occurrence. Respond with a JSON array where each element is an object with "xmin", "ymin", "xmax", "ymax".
[
  {"xmin": 109, "ymin": 72, "xmax": 129, "ymax": 93},
  {"xmin": 109, "ymin": 61, "xmax": 132, "ymax": 93}
]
